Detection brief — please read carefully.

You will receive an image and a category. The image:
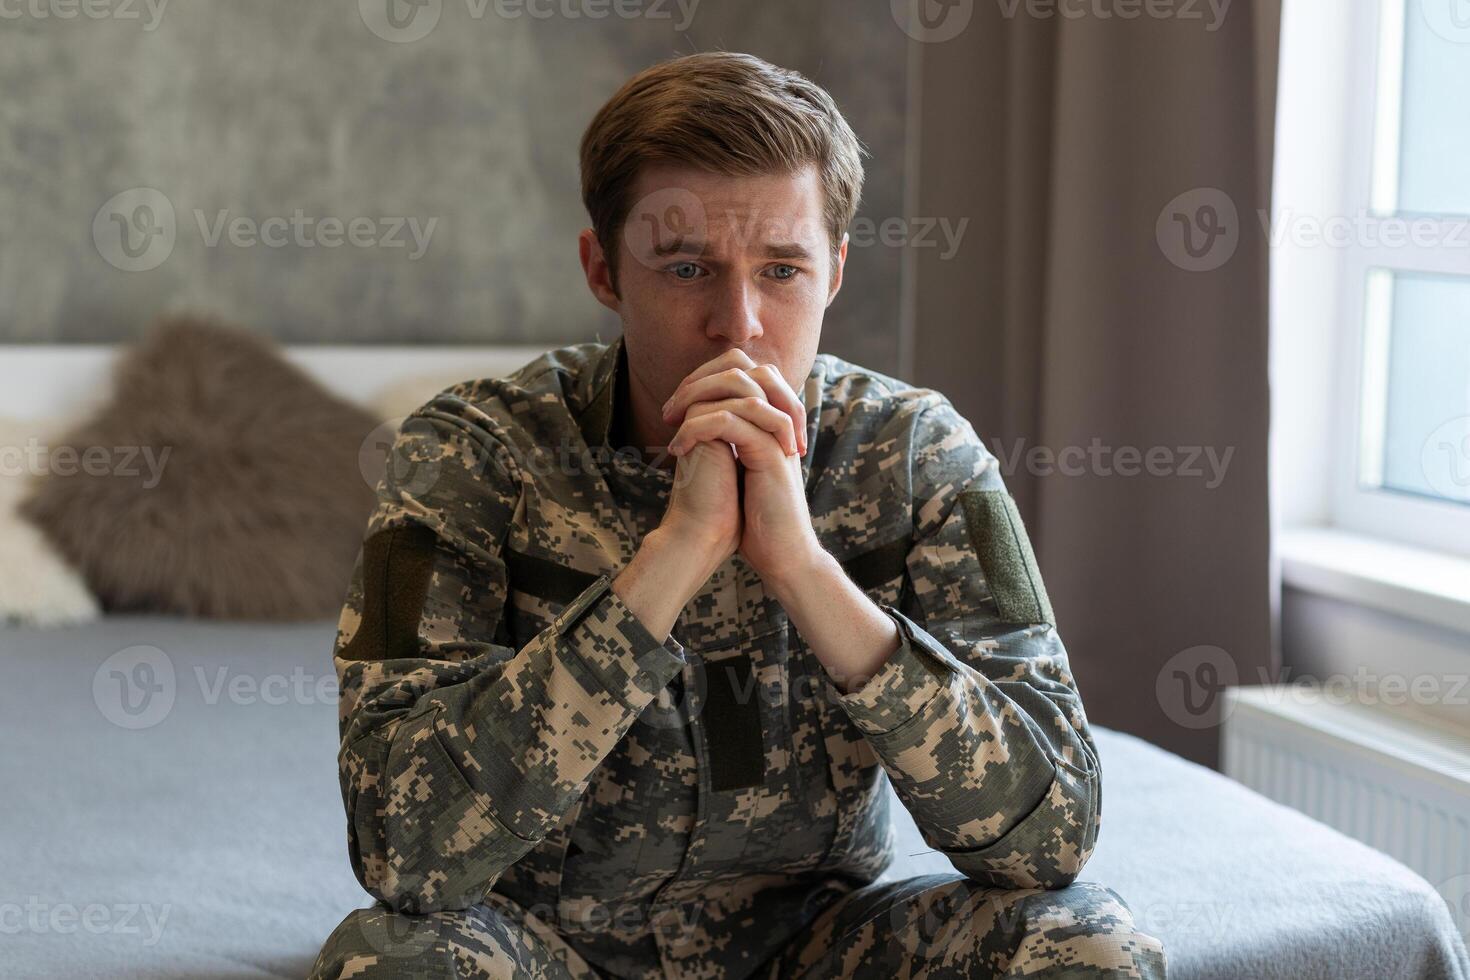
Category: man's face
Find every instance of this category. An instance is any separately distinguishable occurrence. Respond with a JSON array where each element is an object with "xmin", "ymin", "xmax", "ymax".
[{"xmin": 579, "ymin": 162, "xmax": 846, "ymax": 415}]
